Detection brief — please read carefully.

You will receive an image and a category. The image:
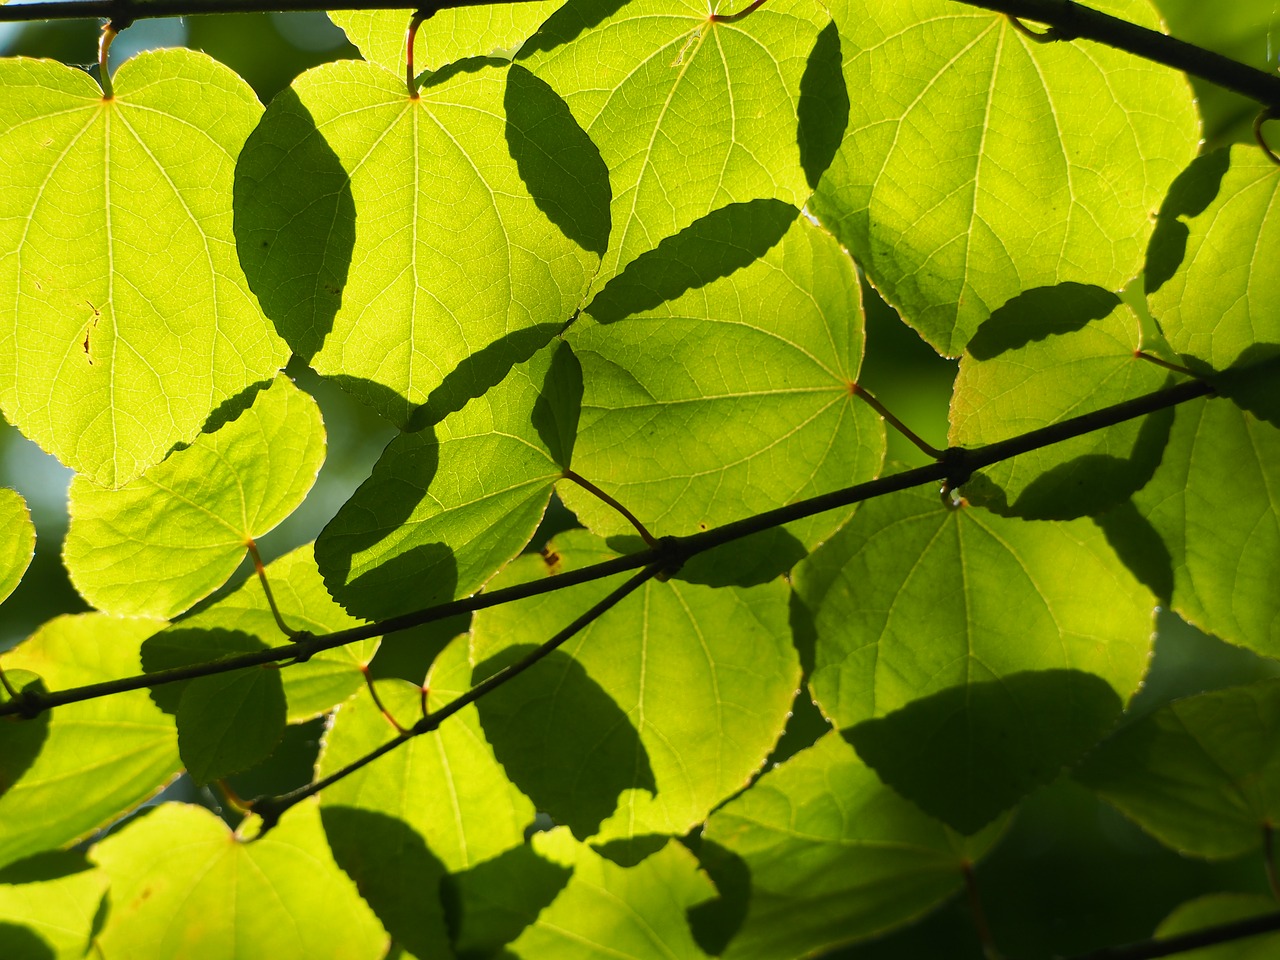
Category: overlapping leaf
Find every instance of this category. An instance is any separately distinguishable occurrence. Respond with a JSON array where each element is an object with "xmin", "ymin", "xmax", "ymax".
[
  {"xmin": 63, "ymin": 375, "xmax": 325, "ymax": 620},
  {"xmin": 89, "ymin": 801, "xmax": 387, "ymax": 959},
  {"xmin": 471, "ymin": 530, "xmax": 799, "ymax": 844},
  {"xmin": 317, "ymin": 341, "xmax": 580, "ymax": 621},
  {"xmin": 563, "ymin": 203, "xmax": 885, "ymax": 562},
  {"xmin": 1156, "ymin": 894, "xmax": 1280, "ymax": 957},
  {"xmin": 0, "ymin": 853, "xmax": 106, "ymax": 960},
  {"xmin": 811, "ymin": 0, "xmax": 1199, "ymax": 355},
  {"xmin": 0, "ymin": 489, "xmax": 34, "ymax": 606},
  {"xmin": 234, "ymin": 58, "xmax": 607, "ymax": 425},
  {"xmin": 1147, "ymin": 146, "xmax": 1280, "ymax": 372},
  {"xmin": 507, "ymin": 828, "xmax": 716, "ymax": 960},
  {"xmin": 795, "ymin": 487, "xmax": 1153, "ymax": 830},
  {"xmin": 142, "ymin": 544, "xmax": 379, "ymax": 723},
  {"xmin": 1100, "ymin": 395, "xmax": 1280, "ymax": 655},
  {"xmin": 0, "ymin": 615, "xmax": 179, "ymax": 870},
  {"xmin": 317, "ymin": 635, "xmax": 535, "ymax": 958},
  {"xmin": 949, "ymin": 283, "xmax": 1173, "ymax": 519},
  {"xmin": 330, "ymin": 2, "xmax": 562, "ymax": 77},
  {"xmin": 518, "ymin": 0, "xmax": 838, "ymax": 288},
  {"xmin": 701, "ymin": 732, "xmax": 1004, "ymax": 959},
  {"xmin": 1076, "ymin": 680, "xmax": 1280, "ymax": 859},
  {"xmin": 0, "ymin": 51, "xmax": 289, "ymax": 486}
]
